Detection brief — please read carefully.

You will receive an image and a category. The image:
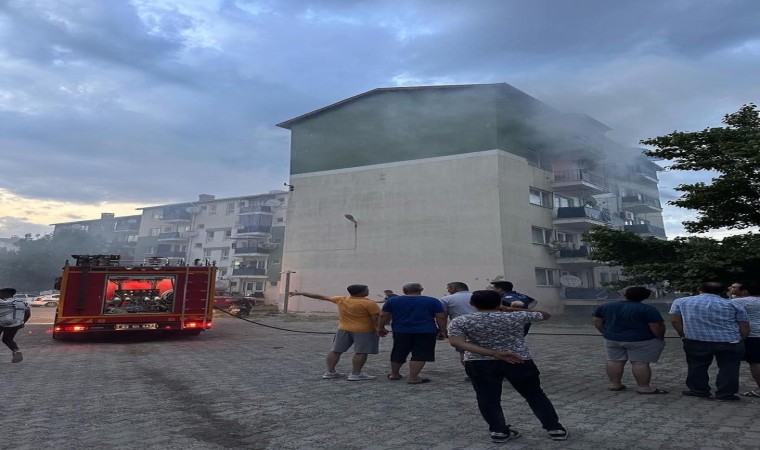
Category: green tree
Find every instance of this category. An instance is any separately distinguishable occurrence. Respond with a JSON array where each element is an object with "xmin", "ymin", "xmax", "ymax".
[
  {"xmin": 641, "ymin": 103, "xmax": 760, "ymax": 233},
  {"xmin": 0, "ymin": 230, "xmax": 105, "ymax": 292}
]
